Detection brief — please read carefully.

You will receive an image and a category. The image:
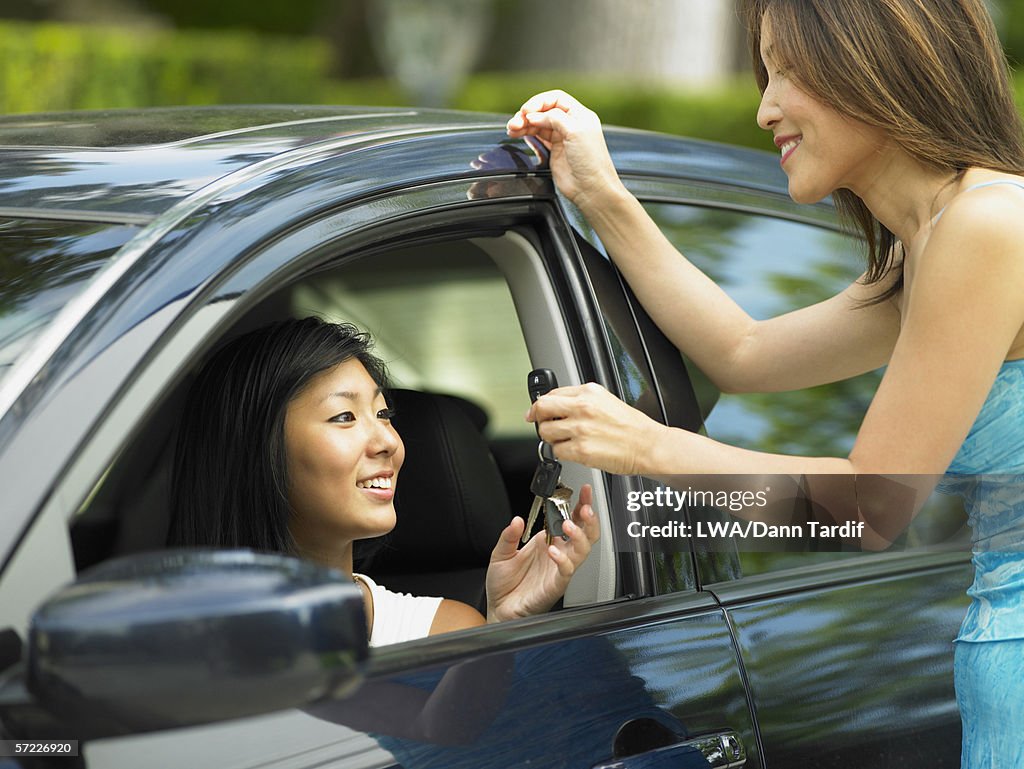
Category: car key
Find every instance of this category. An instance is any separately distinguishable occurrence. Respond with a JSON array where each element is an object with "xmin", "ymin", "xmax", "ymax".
[
  {"xmin": 522, "ymin": 368, "xmax": 571, "ymax": 544},
  {"xmin": 523, "ymin": 441, "xmax": 562, "ymax": 543},
  {"xmin": 545, "ymin": 483, "xmax": 575, "ymax": 546},
  {"xmin": 523, "ymin": 369, "xmax": 559, "ymax": 541},
  {"xmin": 527, "ymin": 368, "xmax": 559, "ymax": 423}
]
